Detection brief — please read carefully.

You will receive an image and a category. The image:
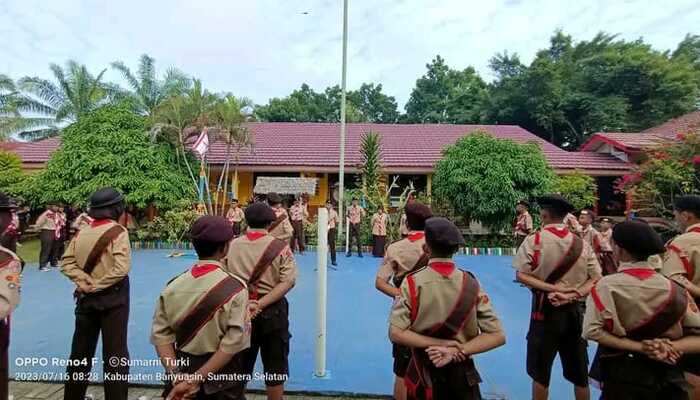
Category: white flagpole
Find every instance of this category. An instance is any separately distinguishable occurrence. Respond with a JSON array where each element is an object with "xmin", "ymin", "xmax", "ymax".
[
  {"xmin": 337, "ymin": 0, "xmax": 348, "ymax": 245},
  {"xmin": 314, "ymin": 208, "xmax": 329, "ymax": 377}
]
